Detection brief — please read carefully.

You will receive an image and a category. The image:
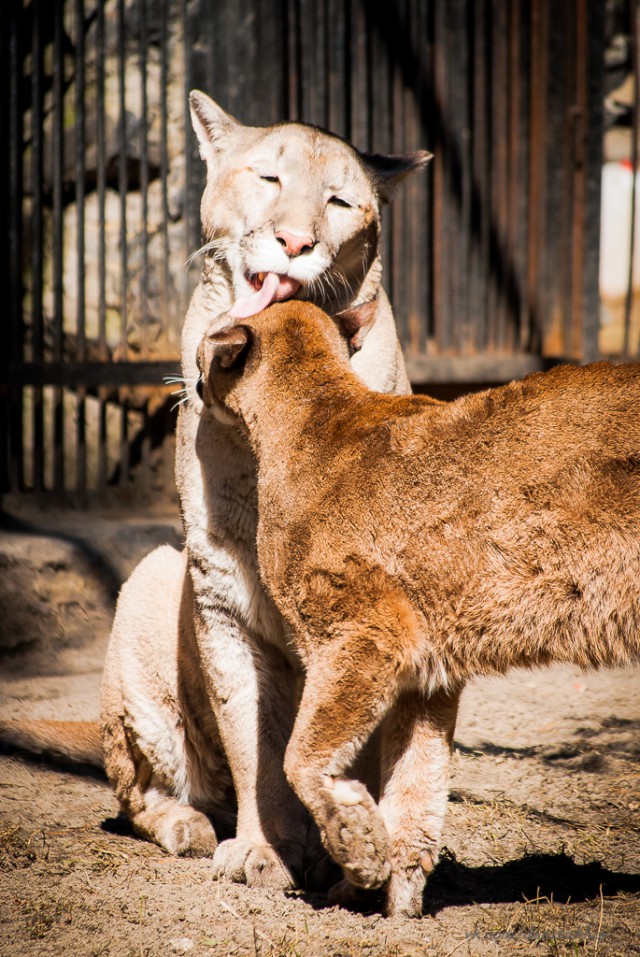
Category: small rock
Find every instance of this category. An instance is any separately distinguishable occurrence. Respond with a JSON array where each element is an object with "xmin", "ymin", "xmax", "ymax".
[{"xmin": 169, "ymin": 938, "xmax": 194, "ymax": 954}]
